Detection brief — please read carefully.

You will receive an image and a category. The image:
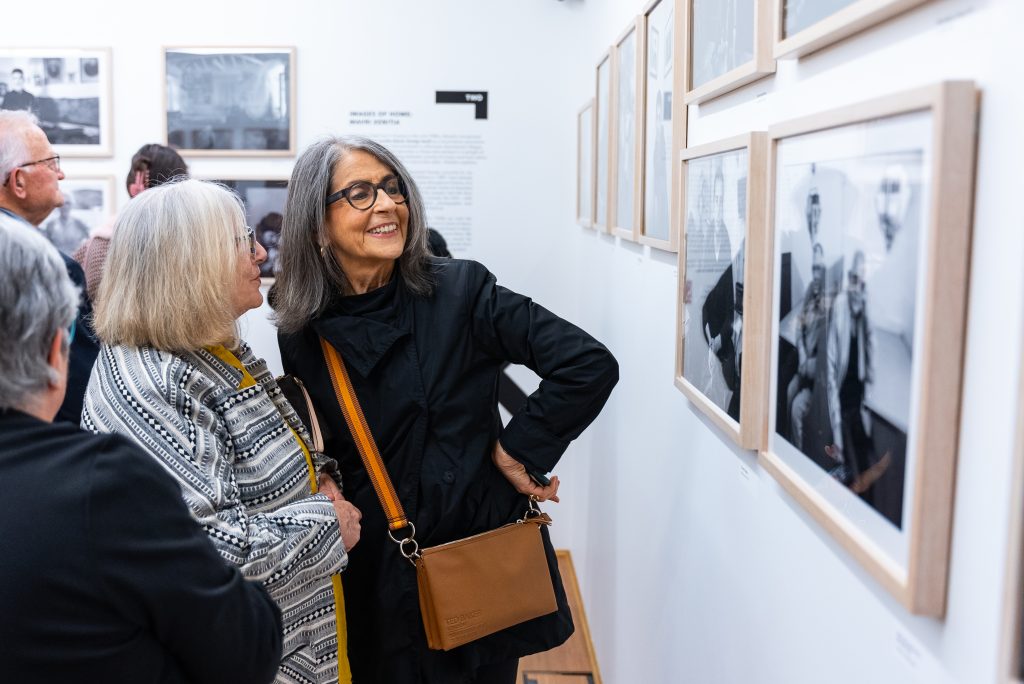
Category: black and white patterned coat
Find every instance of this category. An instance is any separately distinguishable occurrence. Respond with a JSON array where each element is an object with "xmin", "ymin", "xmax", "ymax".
[{"xmin": 83, "ymin": 341, "xmax": 348, "ymax": 684}]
